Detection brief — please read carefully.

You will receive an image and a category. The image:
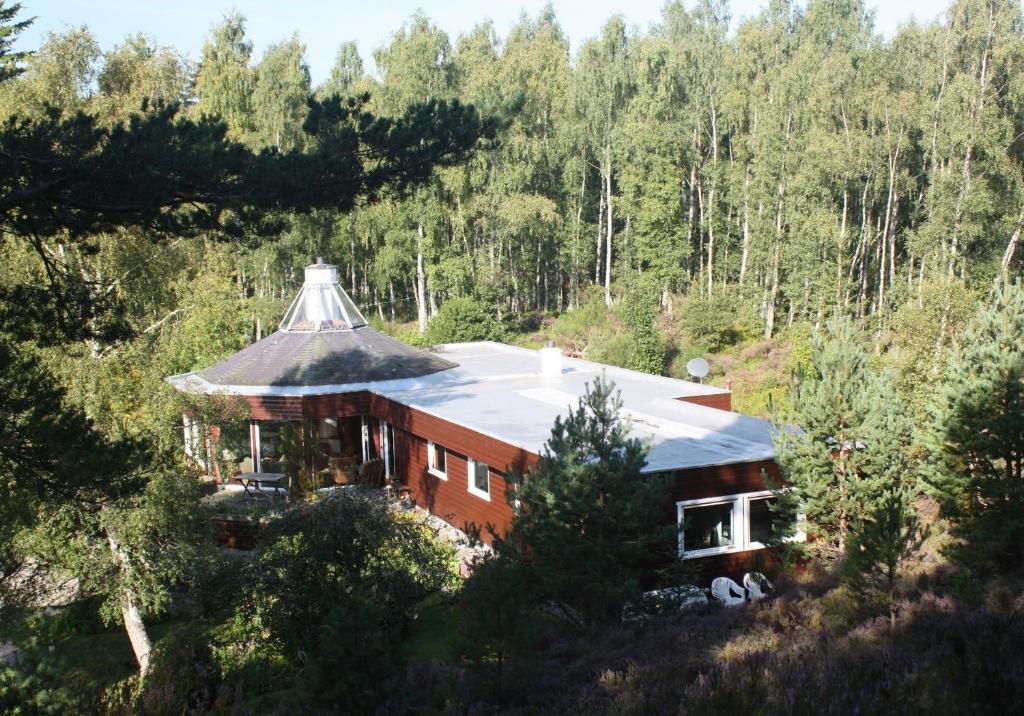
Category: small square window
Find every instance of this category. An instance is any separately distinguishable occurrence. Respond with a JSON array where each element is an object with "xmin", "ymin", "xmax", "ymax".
[
  {"xmin": 468, "ymin": 459, "xmax": 490, "ymax": 500},
  {"xmin": 427, "ymin": 441, "xmax": 447, "ymax": 479}
]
